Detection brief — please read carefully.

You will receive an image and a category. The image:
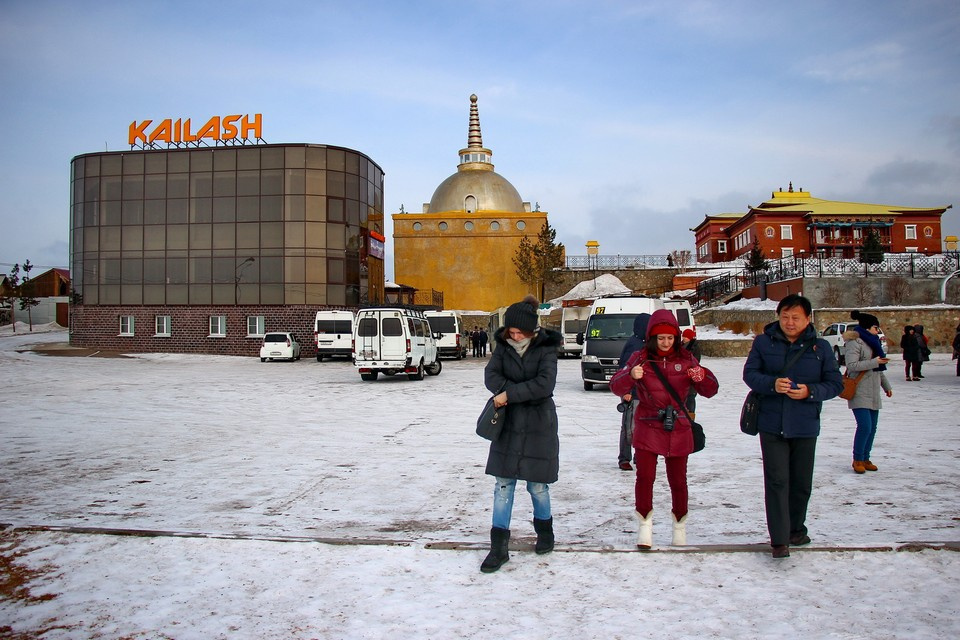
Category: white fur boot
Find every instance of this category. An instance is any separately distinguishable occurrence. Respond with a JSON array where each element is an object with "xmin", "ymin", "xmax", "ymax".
[
  {"xmin": 671, "ymin": 513, "xmax": 687, "ymax": 546},
  {"xmin": 636, "ymin": 510, "xmax": 653, "ymax": 549}
]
